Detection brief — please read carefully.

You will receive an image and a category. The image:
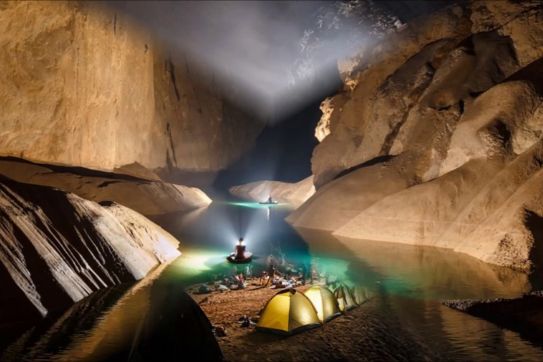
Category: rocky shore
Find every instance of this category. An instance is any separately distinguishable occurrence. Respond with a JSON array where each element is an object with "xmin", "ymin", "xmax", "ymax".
[{"xmin": 444, "ymin": 291, "xmax": 543, "ymax": 348}]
